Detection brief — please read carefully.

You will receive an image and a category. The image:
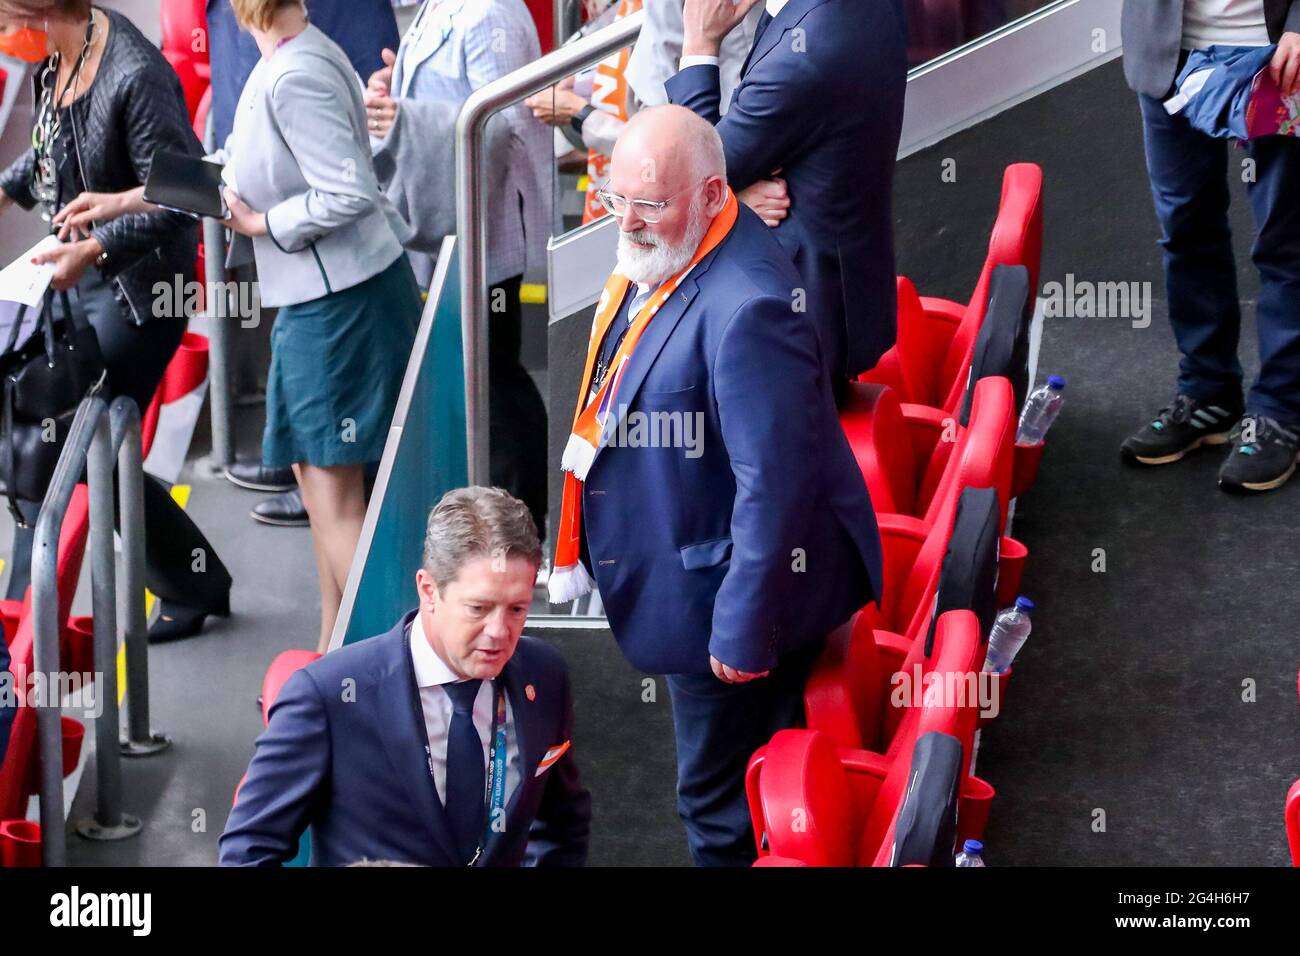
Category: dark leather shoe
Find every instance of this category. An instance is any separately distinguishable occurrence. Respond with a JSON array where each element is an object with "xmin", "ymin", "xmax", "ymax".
[
  {"xmin": 251, "ymin": 487, "xmax": 308, "ymax": 527},
  {"xmin": 226, "ymin": 460, "xmax": 296, "ymax": 493}
]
